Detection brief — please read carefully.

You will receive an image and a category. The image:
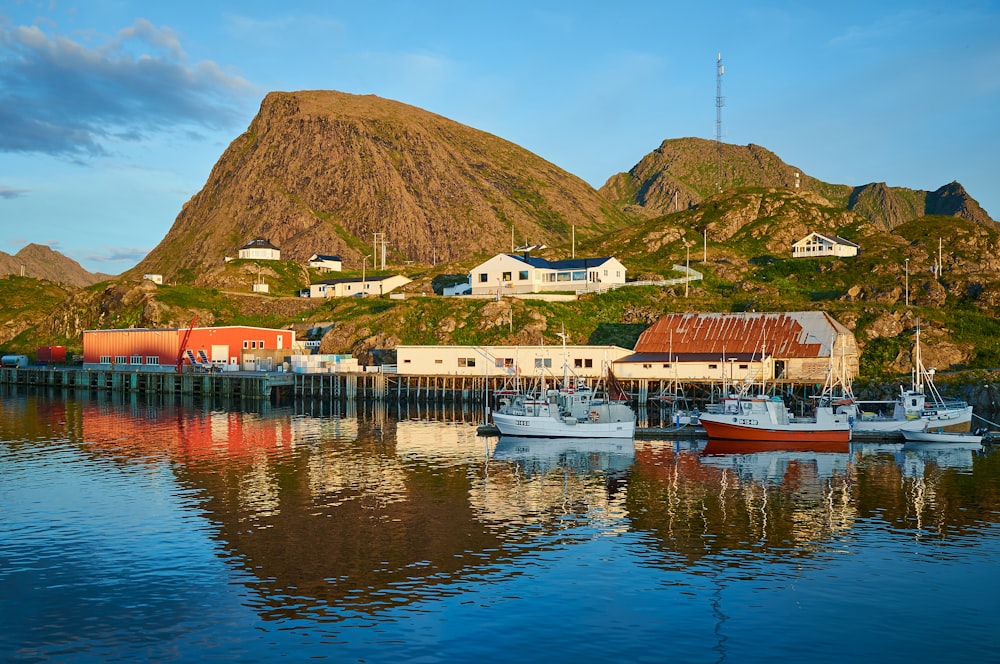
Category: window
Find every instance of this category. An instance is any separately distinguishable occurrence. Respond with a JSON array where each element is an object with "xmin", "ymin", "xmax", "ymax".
[
  {"xmin": 458, "ymin": 357, "xmax": 476, "ymax": 367},
  {"xmin": 663, "ymin": 363, "xmax": 671, "ymax": 368},
  {"xmin": 115, "ymin": 356, "xmax": 127, "ymax": 365},
  {"xmin": 574, "ymin": 358, "xmax": 583, "ymax": 368},
  {"xmin": 146, "ymin": 356, "xmax": 158, "ymax": 365},
  {"xmin": 130, "ymin": 355, "xmax": 143, "ymax": 365},
  {"xmin": 739, "ymin": 364, "xmax": 748, "ymax": 370},
  {"xmin": 518, "ymin": 270, "xmax": 529, "ymax": 280},
  {"xmin": 404, "ymin": 359, "xmax": 412, "ymax": 364},
  {"xmin": 643, "ymin": 363, "xmax": 652, "ymax": 369},
  {"xmin": 243, "ymin": 341, "xmax": 249, "ymax": 349},
  {"xmin": 435, "ymin": 359, "xmax": 443, "ymax": 364},
  {"xmin": 572, "ymin": 270, "xmax": 586, "ymax": 281},
  {"xmin": 708, "ymin": 363, "xmax": 718, "ymax": 370},
  {"xmin": 479, "ymin": 273, "xmax": 488, "ymax": 283},
  {"xmin": 585, "ymin": 359, "xmax": 593, "ymax": 368},
  {"xmin": 100, "ymin": 355, "xmax": 111, "ymax": 364},
  {"xmin": 259, "ymin": 340, "xmax": 265, "ymax": 349},
  {"xmin": 502, "ymin": 271, "xmax": 512, "ymax": 282},
  {"xmin": 534, "ymin": 358, "xmax": 553, "ymax": 368}
]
